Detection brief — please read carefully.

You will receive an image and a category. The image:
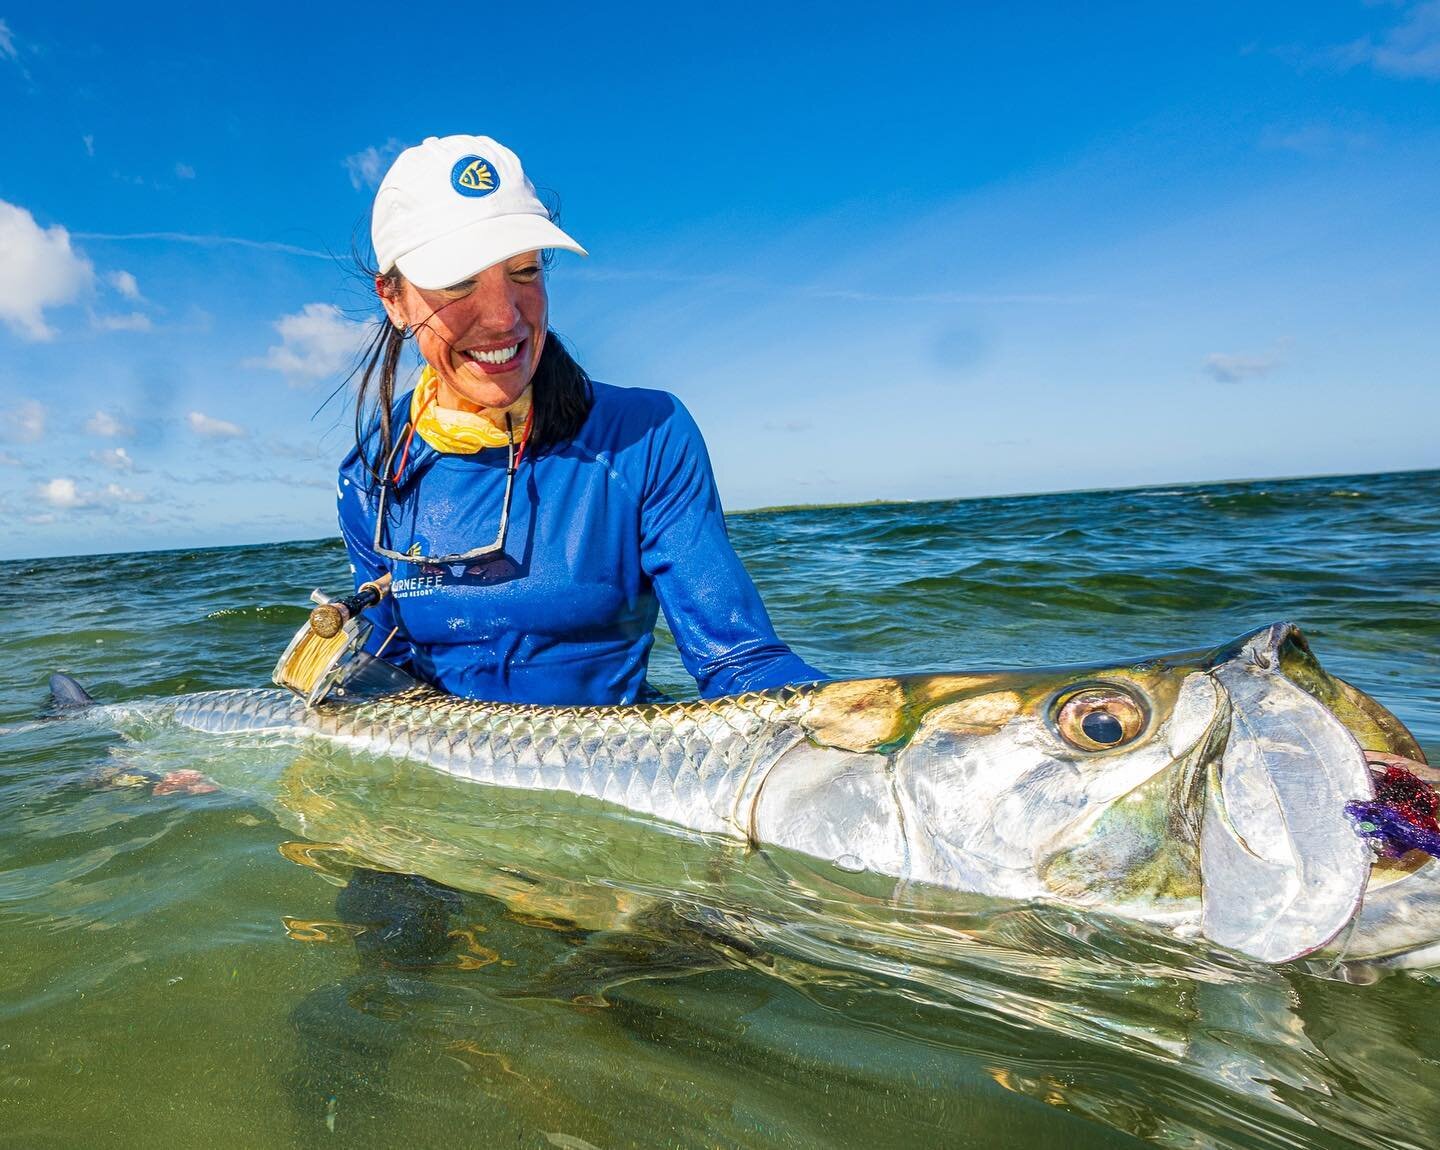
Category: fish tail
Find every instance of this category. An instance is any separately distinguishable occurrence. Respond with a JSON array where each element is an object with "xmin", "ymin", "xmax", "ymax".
[{"xmin": 48, "ymin": 672, "xmax": 98, "ymax": 710}]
